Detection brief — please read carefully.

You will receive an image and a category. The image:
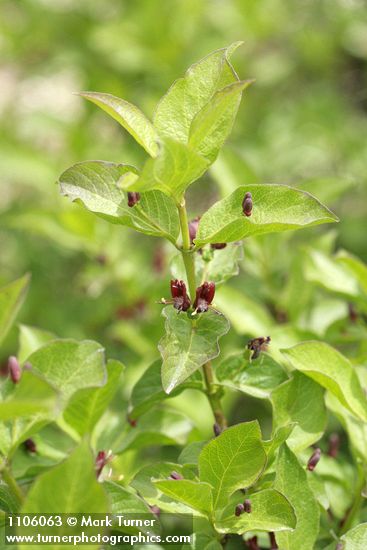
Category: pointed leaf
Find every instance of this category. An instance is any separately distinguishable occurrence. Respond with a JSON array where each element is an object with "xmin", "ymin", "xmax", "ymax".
[
  {"xmin": 195, "ymin": 184, "xmax": 338, "ymax": 247},
  {"xmin": 214, "ymin": 489, "xmax": 296, "ymax": 535},
  {"xmin": 274, "ymin": 445, "xmax": 320, "ymax": 550},
  {"xmin": 159, "ymin": 306, "xmax": 230, "ymax": 394},
  {"xmin": 154, "ymin": 43, "xmax": 242, "ymax": 142},
  {"xmin": 154, "ymin": 480, "xmax": 213, "ymax": 515},
  {"xmin": 79, "ymin": 91, "xmax": 159, "ymax": 157},
  {"xmin": 282, "ymin": 341, "xmax": 367, "ymax": 422},
  {"xmin": 59, "ymin": 160, "xmax": 180, "ymax": 243},
  {"xmin": 0, "ymin": 274, "xmax": 30, "ymax": 345},
  {"xmin": 189, "ymin": 80, "xmax": 253, "ymax": 162},
  {"xmin": 271, "ymin": 371, "xmax": 327, "ymax": 451},
  {"xmin": 199, "ymin": 421, "xmax": 267, "ymax": 510}
]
